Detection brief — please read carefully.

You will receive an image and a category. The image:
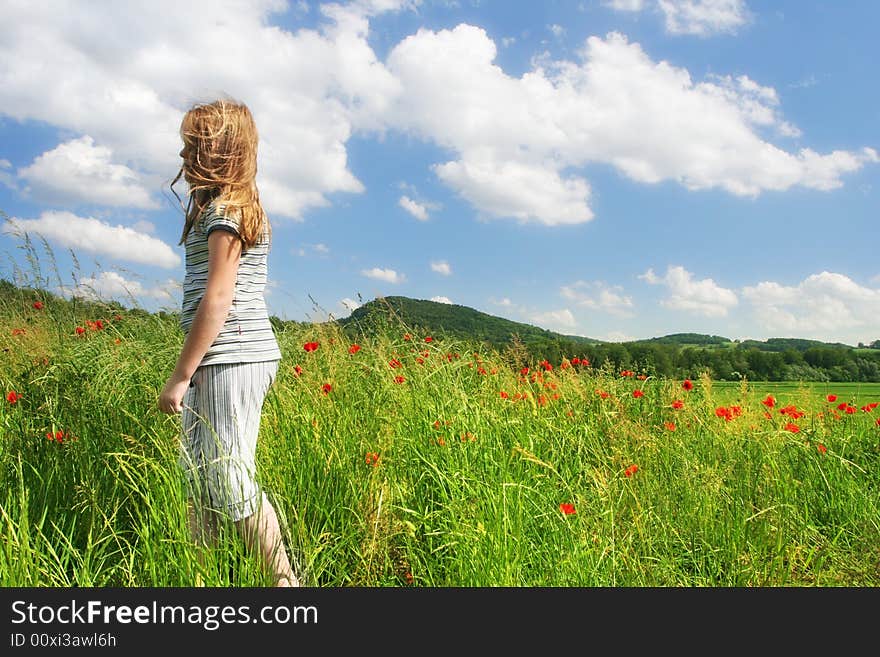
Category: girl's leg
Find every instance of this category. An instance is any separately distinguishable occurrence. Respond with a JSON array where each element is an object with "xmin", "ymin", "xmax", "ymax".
[{"xmin": 234, "ymin": 495, "xmax": 299, "ymax": 587}]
